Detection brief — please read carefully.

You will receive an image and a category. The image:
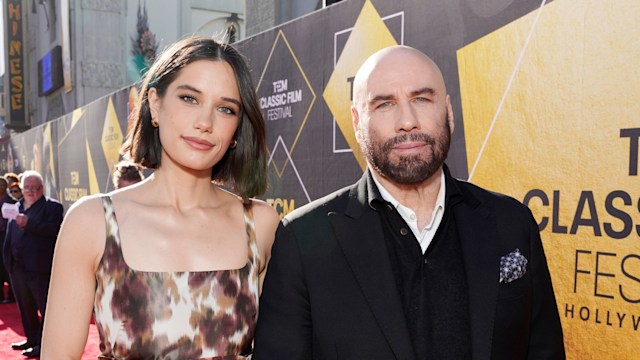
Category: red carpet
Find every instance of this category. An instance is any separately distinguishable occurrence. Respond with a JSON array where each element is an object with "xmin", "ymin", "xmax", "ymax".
[{"xmin": 0, "ymin": 285, "xmax": 100, "ymax": 359}]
